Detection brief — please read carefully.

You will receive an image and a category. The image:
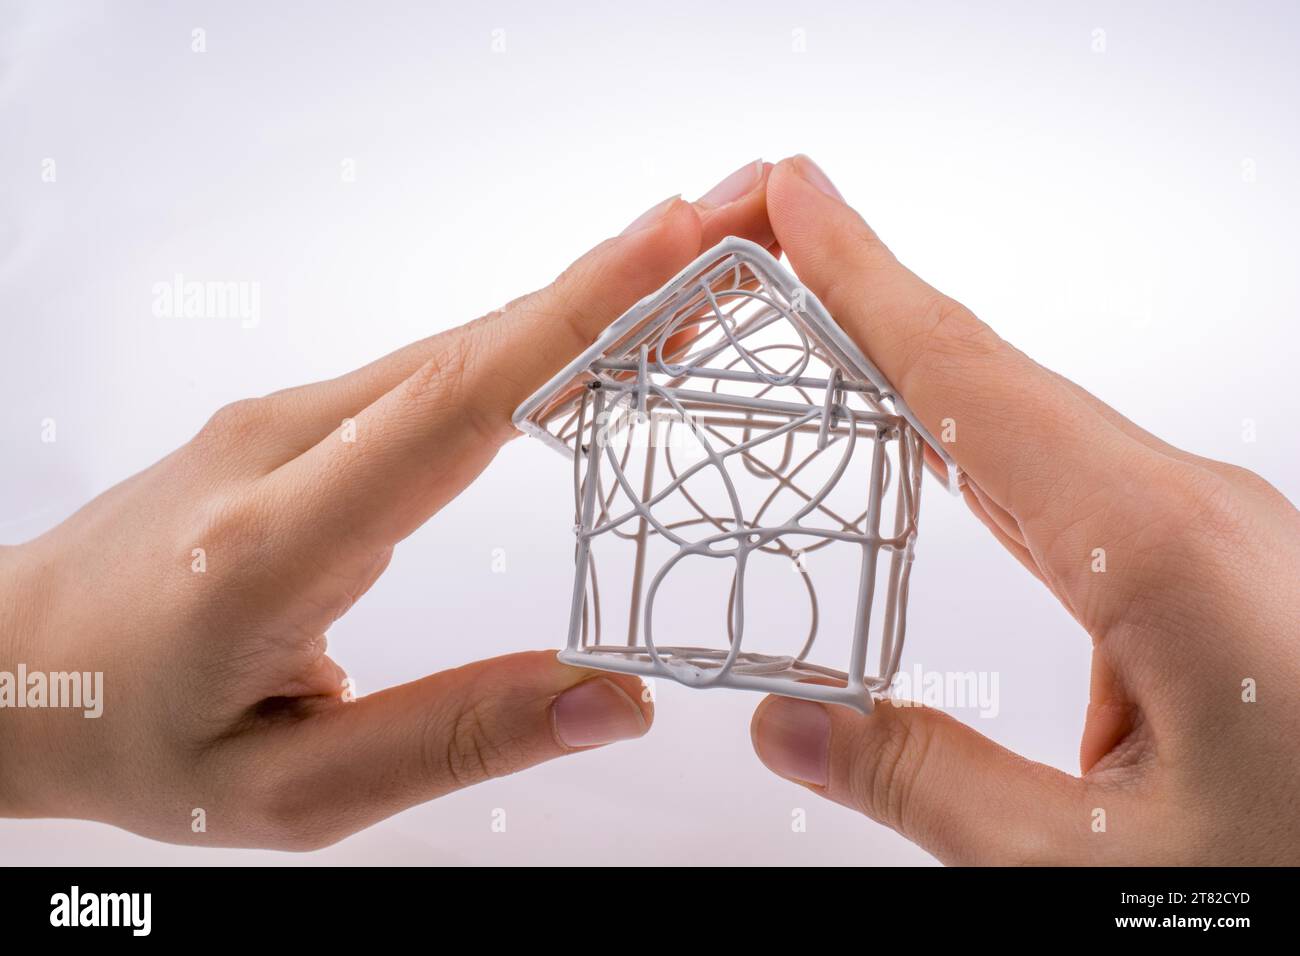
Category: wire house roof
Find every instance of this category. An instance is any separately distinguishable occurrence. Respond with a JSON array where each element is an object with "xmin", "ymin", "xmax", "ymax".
[{"xmin": 513, "ymin": 236, "xmax": 958, "ymax": 490}]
